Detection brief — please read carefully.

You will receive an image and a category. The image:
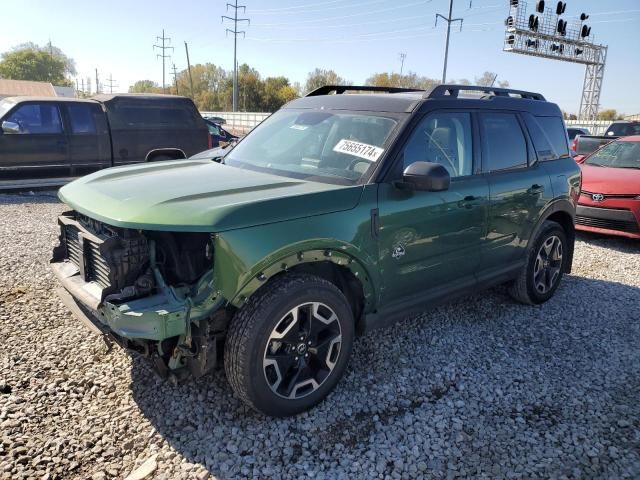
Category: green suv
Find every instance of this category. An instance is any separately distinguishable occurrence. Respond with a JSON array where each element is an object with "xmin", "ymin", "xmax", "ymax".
[{"xmin": 52, "ymin": 85, "xmax": 581, "ymax": 417}]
